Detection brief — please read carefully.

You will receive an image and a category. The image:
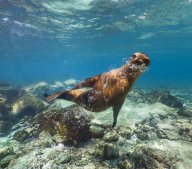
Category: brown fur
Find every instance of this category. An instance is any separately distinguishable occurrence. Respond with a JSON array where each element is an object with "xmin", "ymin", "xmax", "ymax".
[{"xmin": 46, "ymin": 52, "xmax": 150, "ymax": 127}]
